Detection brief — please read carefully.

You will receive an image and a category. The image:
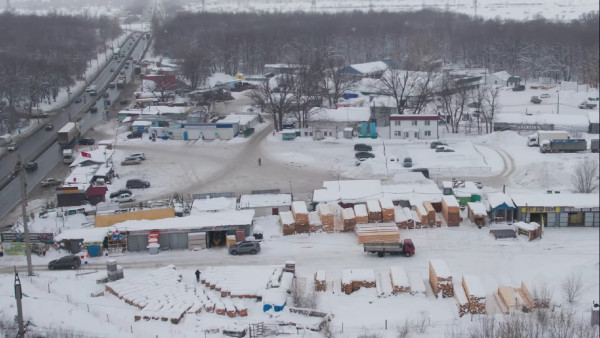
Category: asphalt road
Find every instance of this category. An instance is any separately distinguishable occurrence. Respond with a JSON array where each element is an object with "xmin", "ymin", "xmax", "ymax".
[{"xmin": 0, "ymin": 32, "xmax": 149, "ymax": 221}]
